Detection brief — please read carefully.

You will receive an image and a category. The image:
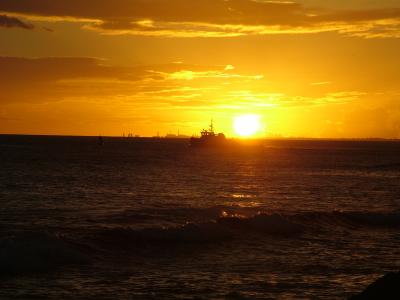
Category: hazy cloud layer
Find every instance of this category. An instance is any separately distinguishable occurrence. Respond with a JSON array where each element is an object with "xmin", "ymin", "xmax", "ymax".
[
  {"xmin": 0, "ymin": 56, "xmax": 259, "ymax": 104},
  {"xmin": 0, "ymin": 14, "xmax": 33, "ymax": 29},
  {"xmin": 1, "ymin": 0, "xmax": 400, "ymax": 37},
  {"xmin": 0, "ymin": 56, "xmax": 362, "ymax": 110}
]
